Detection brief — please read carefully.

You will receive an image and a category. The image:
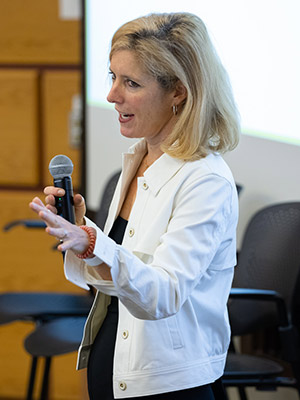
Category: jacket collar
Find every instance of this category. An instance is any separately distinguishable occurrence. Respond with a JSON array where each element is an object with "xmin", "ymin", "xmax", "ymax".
[{"xmin": 122, "ymin": 139, "xmax": 186, "ymax": 196}]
